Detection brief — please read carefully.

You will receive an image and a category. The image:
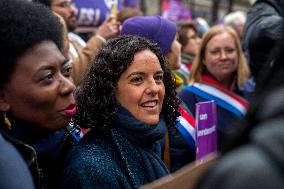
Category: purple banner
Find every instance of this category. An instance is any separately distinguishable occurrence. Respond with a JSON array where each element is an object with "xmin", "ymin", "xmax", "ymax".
[
  {"xmin": 73, "ymin": 0, "xmax": 122, "ymax": 28},
  {"xmin": 195, "ymin": 100, "xmax": 217, "ymax": 161},
  {"xmin": 162, "ymin": 0, "xmax": 191, "ymax": 22}
]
